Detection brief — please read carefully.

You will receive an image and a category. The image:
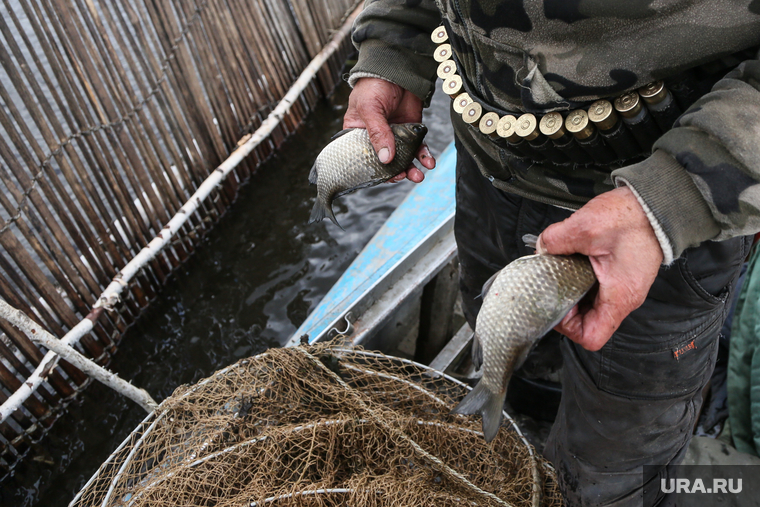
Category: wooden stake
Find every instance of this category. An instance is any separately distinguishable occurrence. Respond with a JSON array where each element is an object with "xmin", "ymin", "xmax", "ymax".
[{"xmin": 0, "ymin": 299, "xmax": 157, "ymax": 419}]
